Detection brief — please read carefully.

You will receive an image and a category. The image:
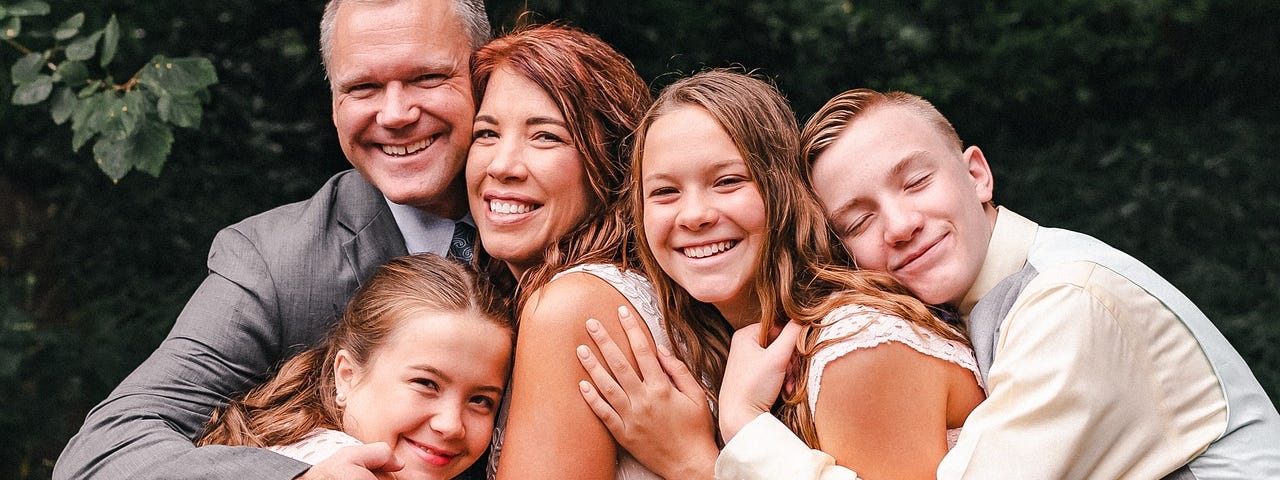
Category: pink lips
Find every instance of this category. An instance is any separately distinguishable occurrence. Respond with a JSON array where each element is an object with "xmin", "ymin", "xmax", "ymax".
[
  {"xmin": 406, "ymin": 437, "xmax": 458, "ymax": 467},
  {"xmin": 893, "ymin": 234, "xmax": 944, "ymax": 272}
]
